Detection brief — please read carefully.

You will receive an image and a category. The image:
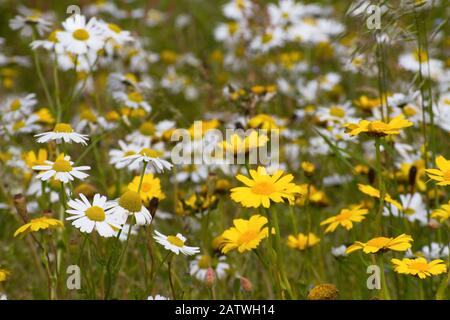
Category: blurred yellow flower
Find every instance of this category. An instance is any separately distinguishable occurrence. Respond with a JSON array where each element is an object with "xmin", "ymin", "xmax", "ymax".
[
  {"xmin": 391, "ymin": 257, "xmax": 447, "ymax": 279},
  {"xmin": 425, "ymin": 155, "xmax": 450, "ymax": 186},
  {"xmin": 14, "ymin": 216, "xmax": 63, "ymax": 238},
  {"xmin": 320, "ymin": 205, "xmax": 368, "ymax": 233},
  {"xmin": 220, "ymin": 131, "xmax": 268, "ymax": 154},
  {"xmin": 431, "ymin": 201, "xmax": 450, "ymax": 222},
  {"xmin": 287, "ymin": 232, "xmax": 320, "ymax": 250},
  {"xmin": 221, "ymin": 214, "xmax": 269, "ymax": 254},
  {"xmin": 231, "ymin": 166, "xmax": 302, "ymax": 208},
  {"xmin": 358, "ymin": 184, "xmax": 402, "ymax": 209},
  {"xmin": 248, "ymin": 114, "xmax": 279, "ymax": 131},
  {"xmin": 128, "ymin": 173, "xmax": 165, "ymax": 203},
  {"xmin": 344, "ymin": 115, "xmax": 413, "ymax": 137},
  {"xmin": 23, "ymin": 148, "xmax": 48, "ymax": 169},
  {"xmin": 0, "ymin": 268, "xmax": 10, "ymax": 282},
  {"xmin": 346, "ymin": 234, "xmax": 413, "ymax": 254}
]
